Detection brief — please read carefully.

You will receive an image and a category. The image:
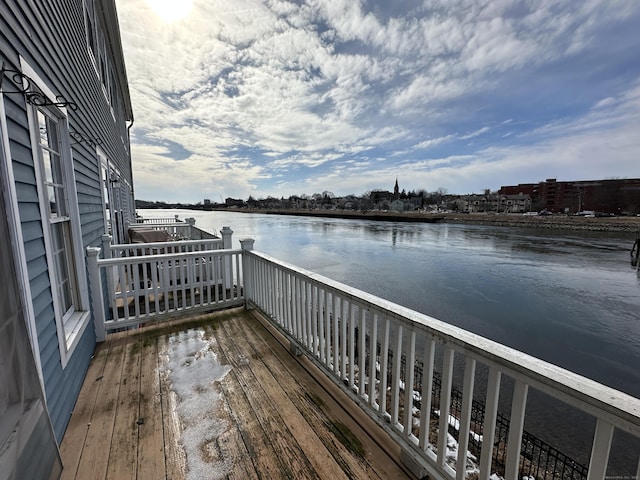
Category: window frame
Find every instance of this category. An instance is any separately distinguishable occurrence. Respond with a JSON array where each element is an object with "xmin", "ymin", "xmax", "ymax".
[
  {"xmin": 101, "ymin": 158, "xmax": 129, "ymax": 245},
  {"xmin": 98, "ymin": 148, "xmax": 125, "ymax": 243},
  {"xmin": 83, "ymin": 0, "xmax": 99, "ymax": 74},
  {"xmin": 98, "ymin": 149, "xmax": 111, "ymax": 236},
  {"xmin": 83, "ymin": 0, "xmax": 116, "ymax": 118},
  {"xmin": 22, "ymin": 60, "xmax": 91, "ymax": 368}
]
